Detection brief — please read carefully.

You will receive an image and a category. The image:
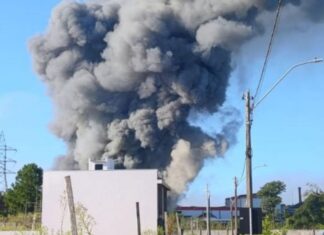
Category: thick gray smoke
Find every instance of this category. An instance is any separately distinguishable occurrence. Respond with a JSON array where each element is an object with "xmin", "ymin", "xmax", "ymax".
[{"xmin": 29, "ymin": 0, "xmax": 323, "ymax": 201}]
